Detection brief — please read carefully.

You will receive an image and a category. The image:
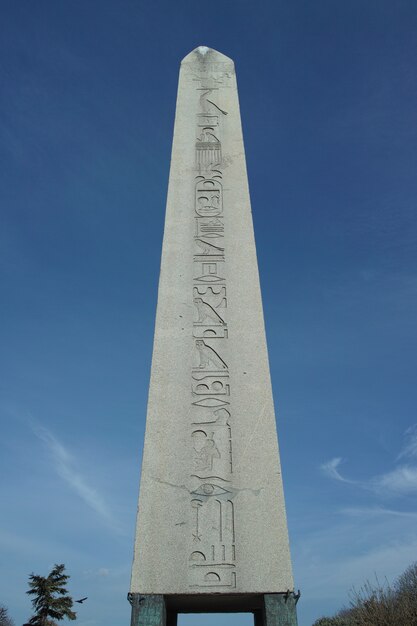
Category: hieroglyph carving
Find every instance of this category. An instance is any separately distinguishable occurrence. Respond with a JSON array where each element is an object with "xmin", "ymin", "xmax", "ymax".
[{"xmin": 188, "ymin": 76, "xmax": 236, "ymax": 589}]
